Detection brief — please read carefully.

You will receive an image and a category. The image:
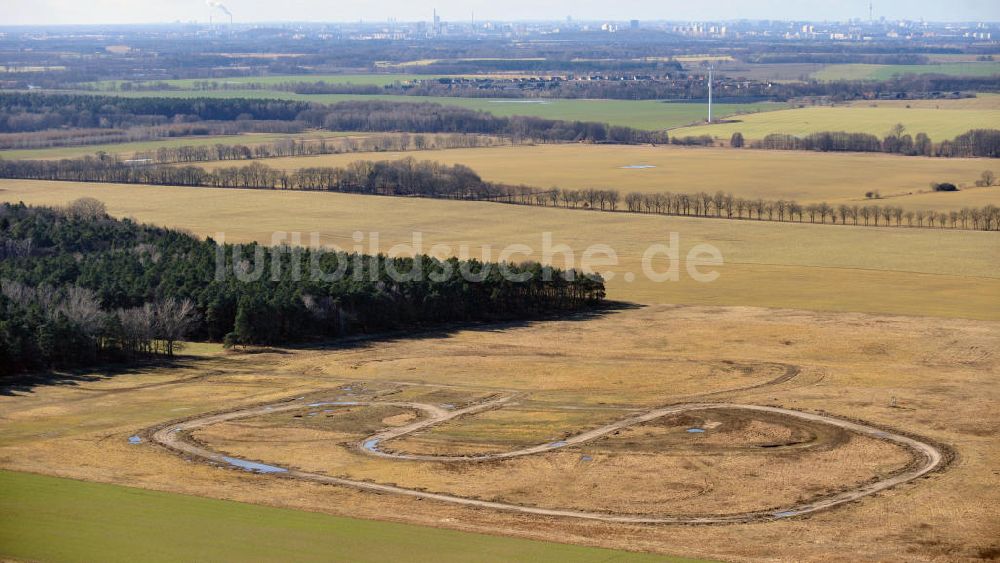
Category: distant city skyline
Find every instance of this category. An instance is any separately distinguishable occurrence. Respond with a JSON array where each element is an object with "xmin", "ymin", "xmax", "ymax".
[{"xmin": 3, "ymin": 0, "xmax": 999, "ymax": 26}]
